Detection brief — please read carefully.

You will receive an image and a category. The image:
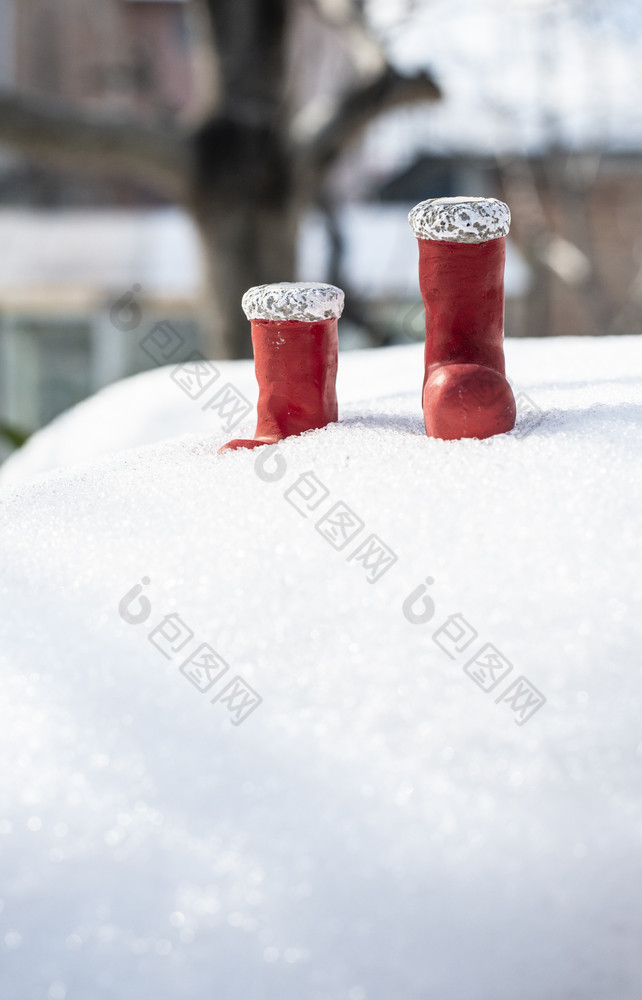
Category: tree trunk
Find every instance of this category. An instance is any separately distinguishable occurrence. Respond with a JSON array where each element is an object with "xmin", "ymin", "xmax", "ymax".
[
  {"xmin": 190, "ymin": 115, "xmax": 298, "ymax": 358},
  {"xmin": 195, "ymin": 198, "xmax": 299, "ymax": 359}
]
